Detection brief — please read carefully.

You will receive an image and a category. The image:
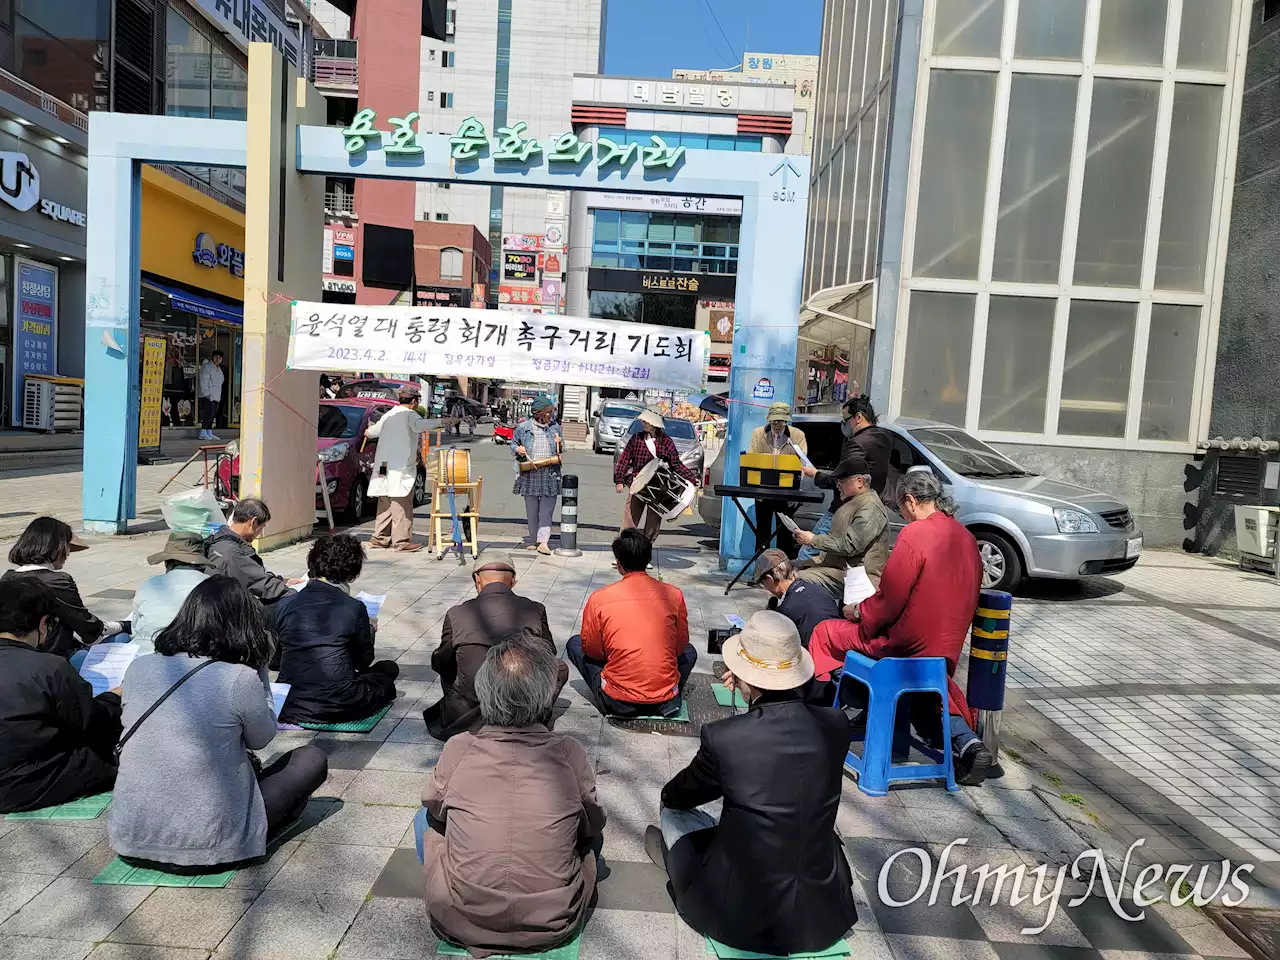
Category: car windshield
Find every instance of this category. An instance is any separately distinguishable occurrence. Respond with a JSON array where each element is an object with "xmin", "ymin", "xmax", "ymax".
[
  {"xmin": 318, "ymin": 404, "xmax": 366, "ymax": 439},
  {"xmin": 603, "ymin": 404, "xmax": 641, "ymax": 419},
  {"xmin": 627, "ymin": 417, "xmax": 696, "ymax": 439},
  {"xmin": 909, "ymin": 426, "xmax": 1034, "ymax": 478},
  {"xmin": 338, "ymin": 381, "xmax": 397, "ymax": 400}
]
